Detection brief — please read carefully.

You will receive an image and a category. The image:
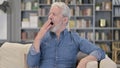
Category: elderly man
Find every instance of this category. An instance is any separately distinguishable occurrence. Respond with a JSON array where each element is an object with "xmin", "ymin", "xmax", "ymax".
[{"xmin": 27, "ymin": 2, "xmax": 105, "ymax": 68}]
